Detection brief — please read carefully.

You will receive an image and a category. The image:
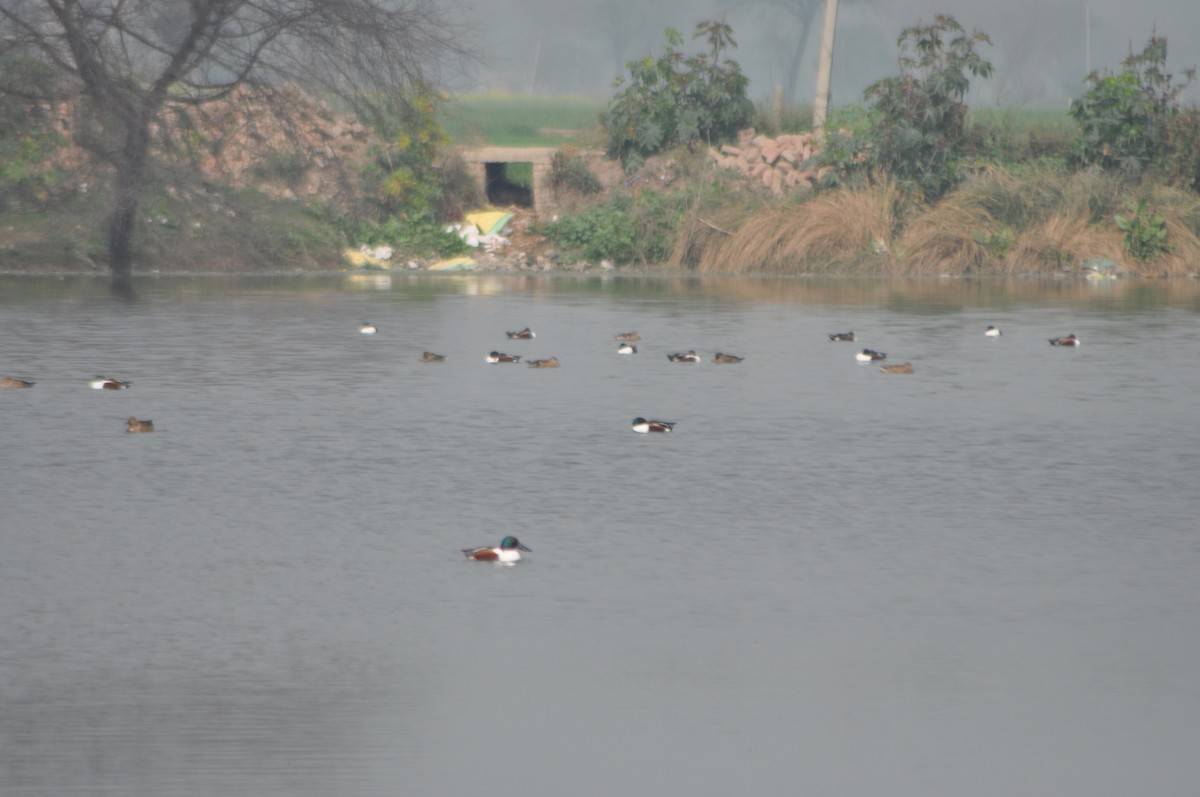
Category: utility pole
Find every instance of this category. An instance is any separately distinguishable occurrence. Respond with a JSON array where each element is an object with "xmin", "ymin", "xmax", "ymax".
[
  {"xmin": 1085, "ymin": 1, "xmax": 1092, "ymax": 74},
  {"xmin": 812, "ymin": 0, "xmax": 840, "ymax": 129}
]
